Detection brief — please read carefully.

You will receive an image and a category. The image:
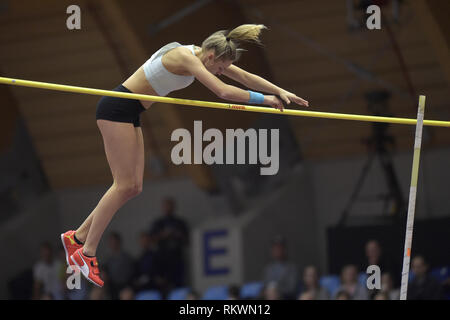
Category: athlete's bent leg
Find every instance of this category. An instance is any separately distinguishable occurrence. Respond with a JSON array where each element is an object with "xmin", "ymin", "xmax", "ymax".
[{"xmin": 76, "ymin": 120, "xmax": 143, "ymax": 256}]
